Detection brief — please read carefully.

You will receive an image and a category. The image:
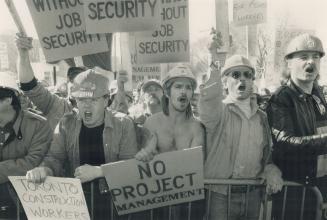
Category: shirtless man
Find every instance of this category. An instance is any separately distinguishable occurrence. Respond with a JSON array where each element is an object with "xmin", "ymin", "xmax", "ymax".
[
  {"xmin": 136, "ymin": 64, "xmax": 205, "ymax": 159},
  {"xmin": 135, "ymin": 64, "xmax": 205, "ymax": 220}
]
